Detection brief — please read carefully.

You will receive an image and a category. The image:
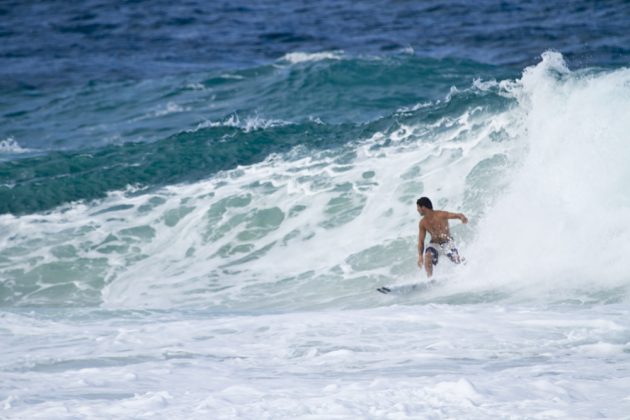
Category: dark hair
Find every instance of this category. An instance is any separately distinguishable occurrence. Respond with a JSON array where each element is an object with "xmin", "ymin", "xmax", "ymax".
[{"xmin": 416, "ymin": 197, "xmax": 433, "ymax": 210}]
